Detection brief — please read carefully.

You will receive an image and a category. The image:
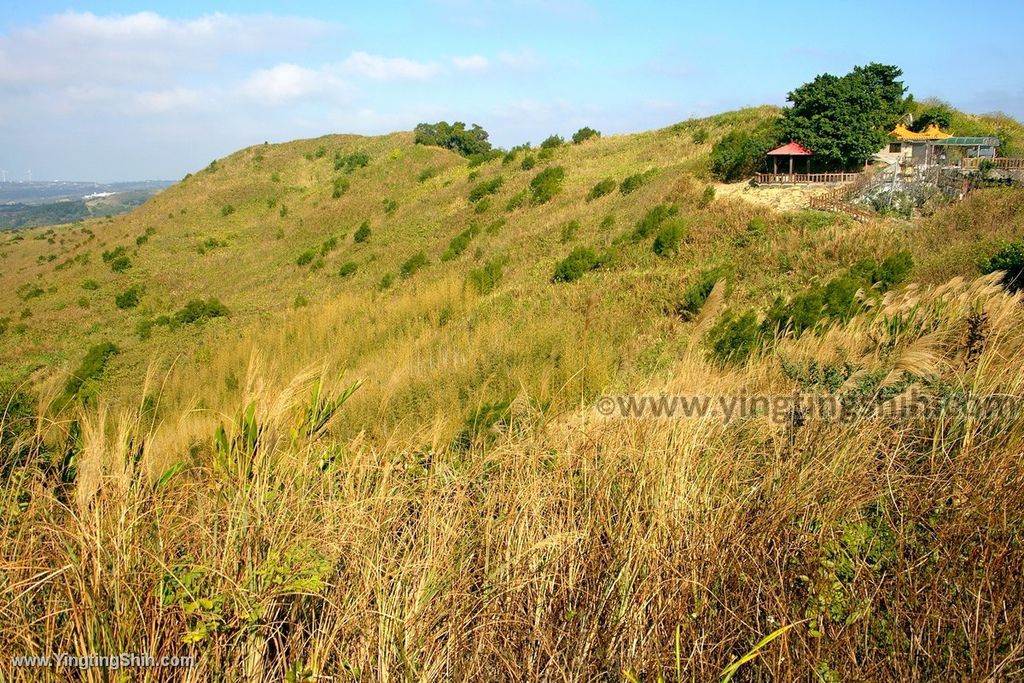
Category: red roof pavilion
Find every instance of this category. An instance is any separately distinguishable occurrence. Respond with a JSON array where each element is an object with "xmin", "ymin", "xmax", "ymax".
[
  {"xmin": 765, "ymin": 140, "xmax": 812, "ymax": 177},
  {"xmin": 766, "ymin": 141, "xmax": 813, "ymax": 156}
]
